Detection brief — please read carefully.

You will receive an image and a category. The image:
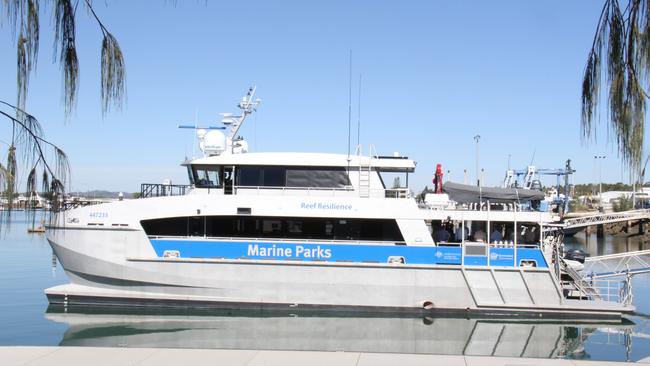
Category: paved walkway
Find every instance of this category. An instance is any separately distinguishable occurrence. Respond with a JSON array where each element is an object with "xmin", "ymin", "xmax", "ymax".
[{"xmin": 2, "ymin": 347, "xmax": 649, "ymax": 366}]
